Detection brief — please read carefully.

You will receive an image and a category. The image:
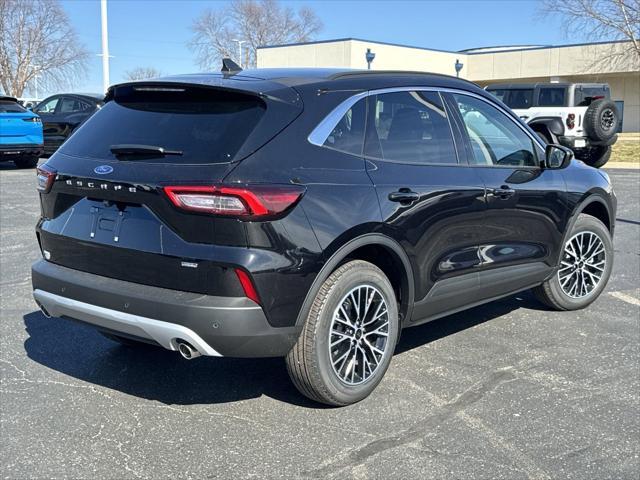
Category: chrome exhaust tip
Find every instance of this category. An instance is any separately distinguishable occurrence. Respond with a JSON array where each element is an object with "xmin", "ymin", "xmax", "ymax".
[{"xmin": 176, "ymin": 340, "xmax": 201, "ymax": 360}]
